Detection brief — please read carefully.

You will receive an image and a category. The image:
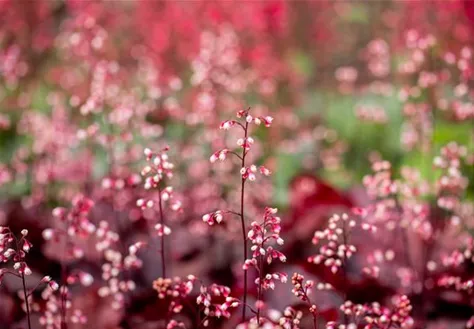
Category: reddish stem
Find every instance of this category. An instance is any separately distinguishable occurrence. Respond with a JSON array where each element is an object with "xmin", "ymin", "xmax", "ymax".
[
  {"xmin": 303, "ymin": 289, "xmax": 318, "ymax": 329},
  {"xmin": 341, "ymin": 220, "xmax": 349, "ymax": 326},
  {"xmin": 60, "ymin": 222, "xmax": 70, "ymax": 329},
  {"xmin": 256, "ymin": 253, "xmax": 263, "ymax": 324},
  {"xmin": 15, "ymin": 237, "xmax": 31, "ymax": 329},
  {"xmin": 158, "ymin": 187, "xmax": 167, "ymax": 278},
  {"xmin": 21, "ymin": 273, "xmax": 32, "ymax": 329},
  {"xmin": 240, "ymin": 121, "xmax": 249, "ymax": 322}
]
